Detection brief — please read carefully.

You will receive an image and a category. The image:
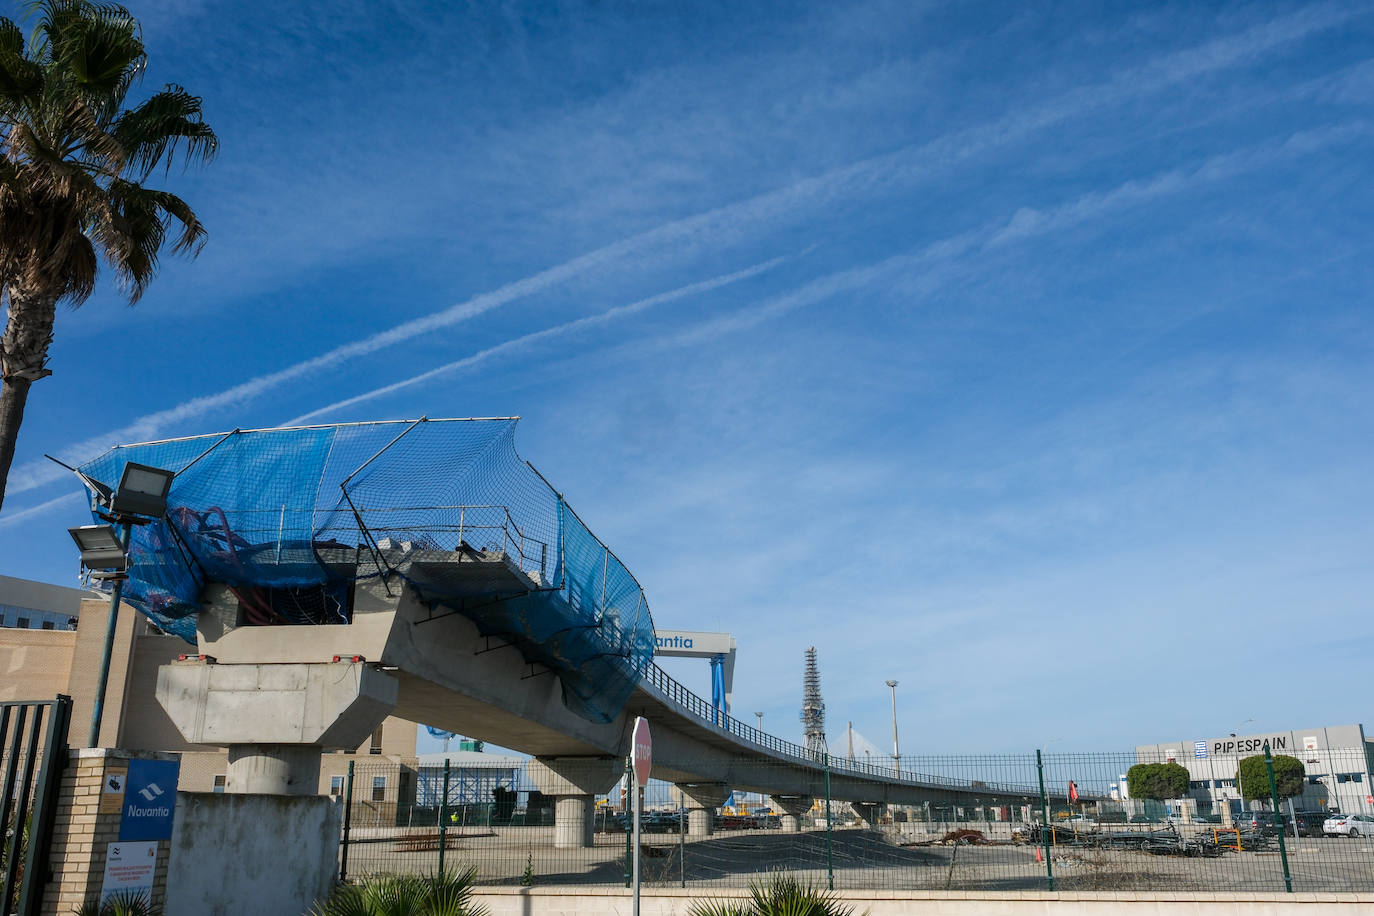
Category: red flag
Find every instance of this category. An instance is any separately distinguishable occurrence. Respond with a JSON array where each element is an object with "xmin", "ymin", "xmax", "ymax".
[{"xmin": 1068, "ymin": 781, "xmax": 1079, "ymax": 803}]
